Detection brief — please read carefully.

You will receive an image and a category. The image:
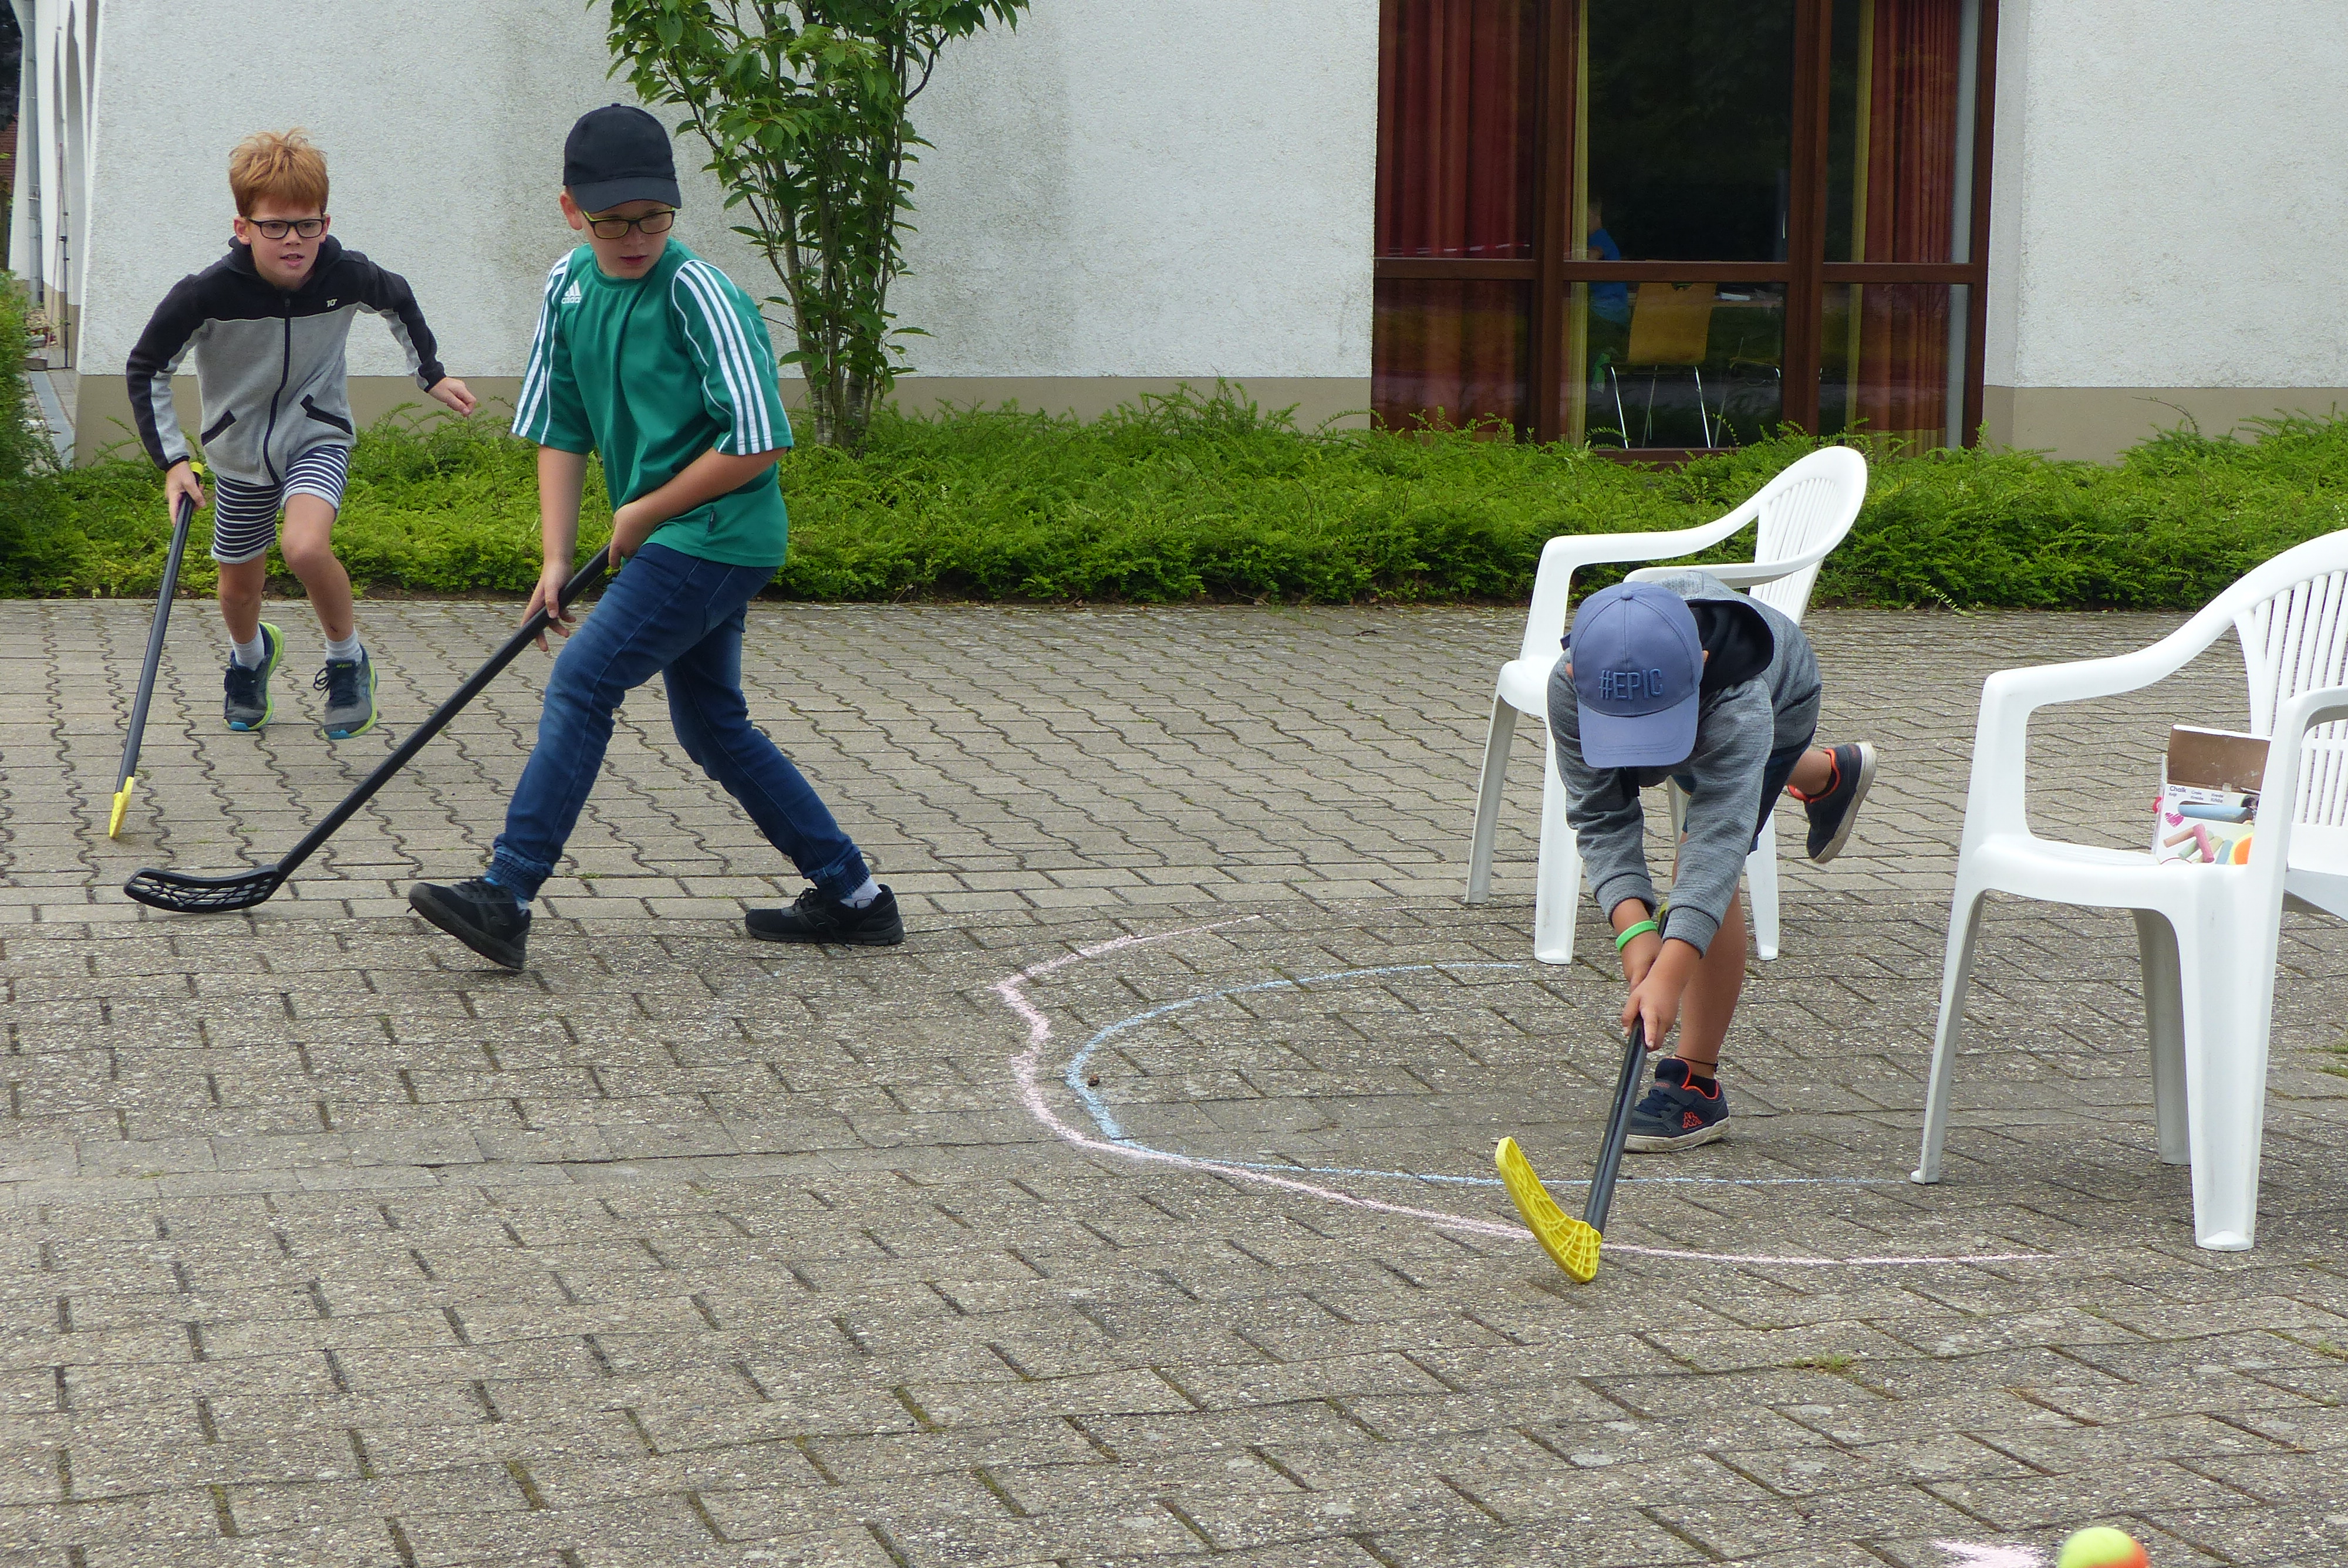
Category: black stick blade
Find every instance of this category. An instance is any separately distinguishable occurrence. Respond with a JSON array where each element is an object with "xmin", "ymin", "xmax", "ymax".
[{"xmin": 123, "ymin": 864, "xmax": 287, "ymax": 913}]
